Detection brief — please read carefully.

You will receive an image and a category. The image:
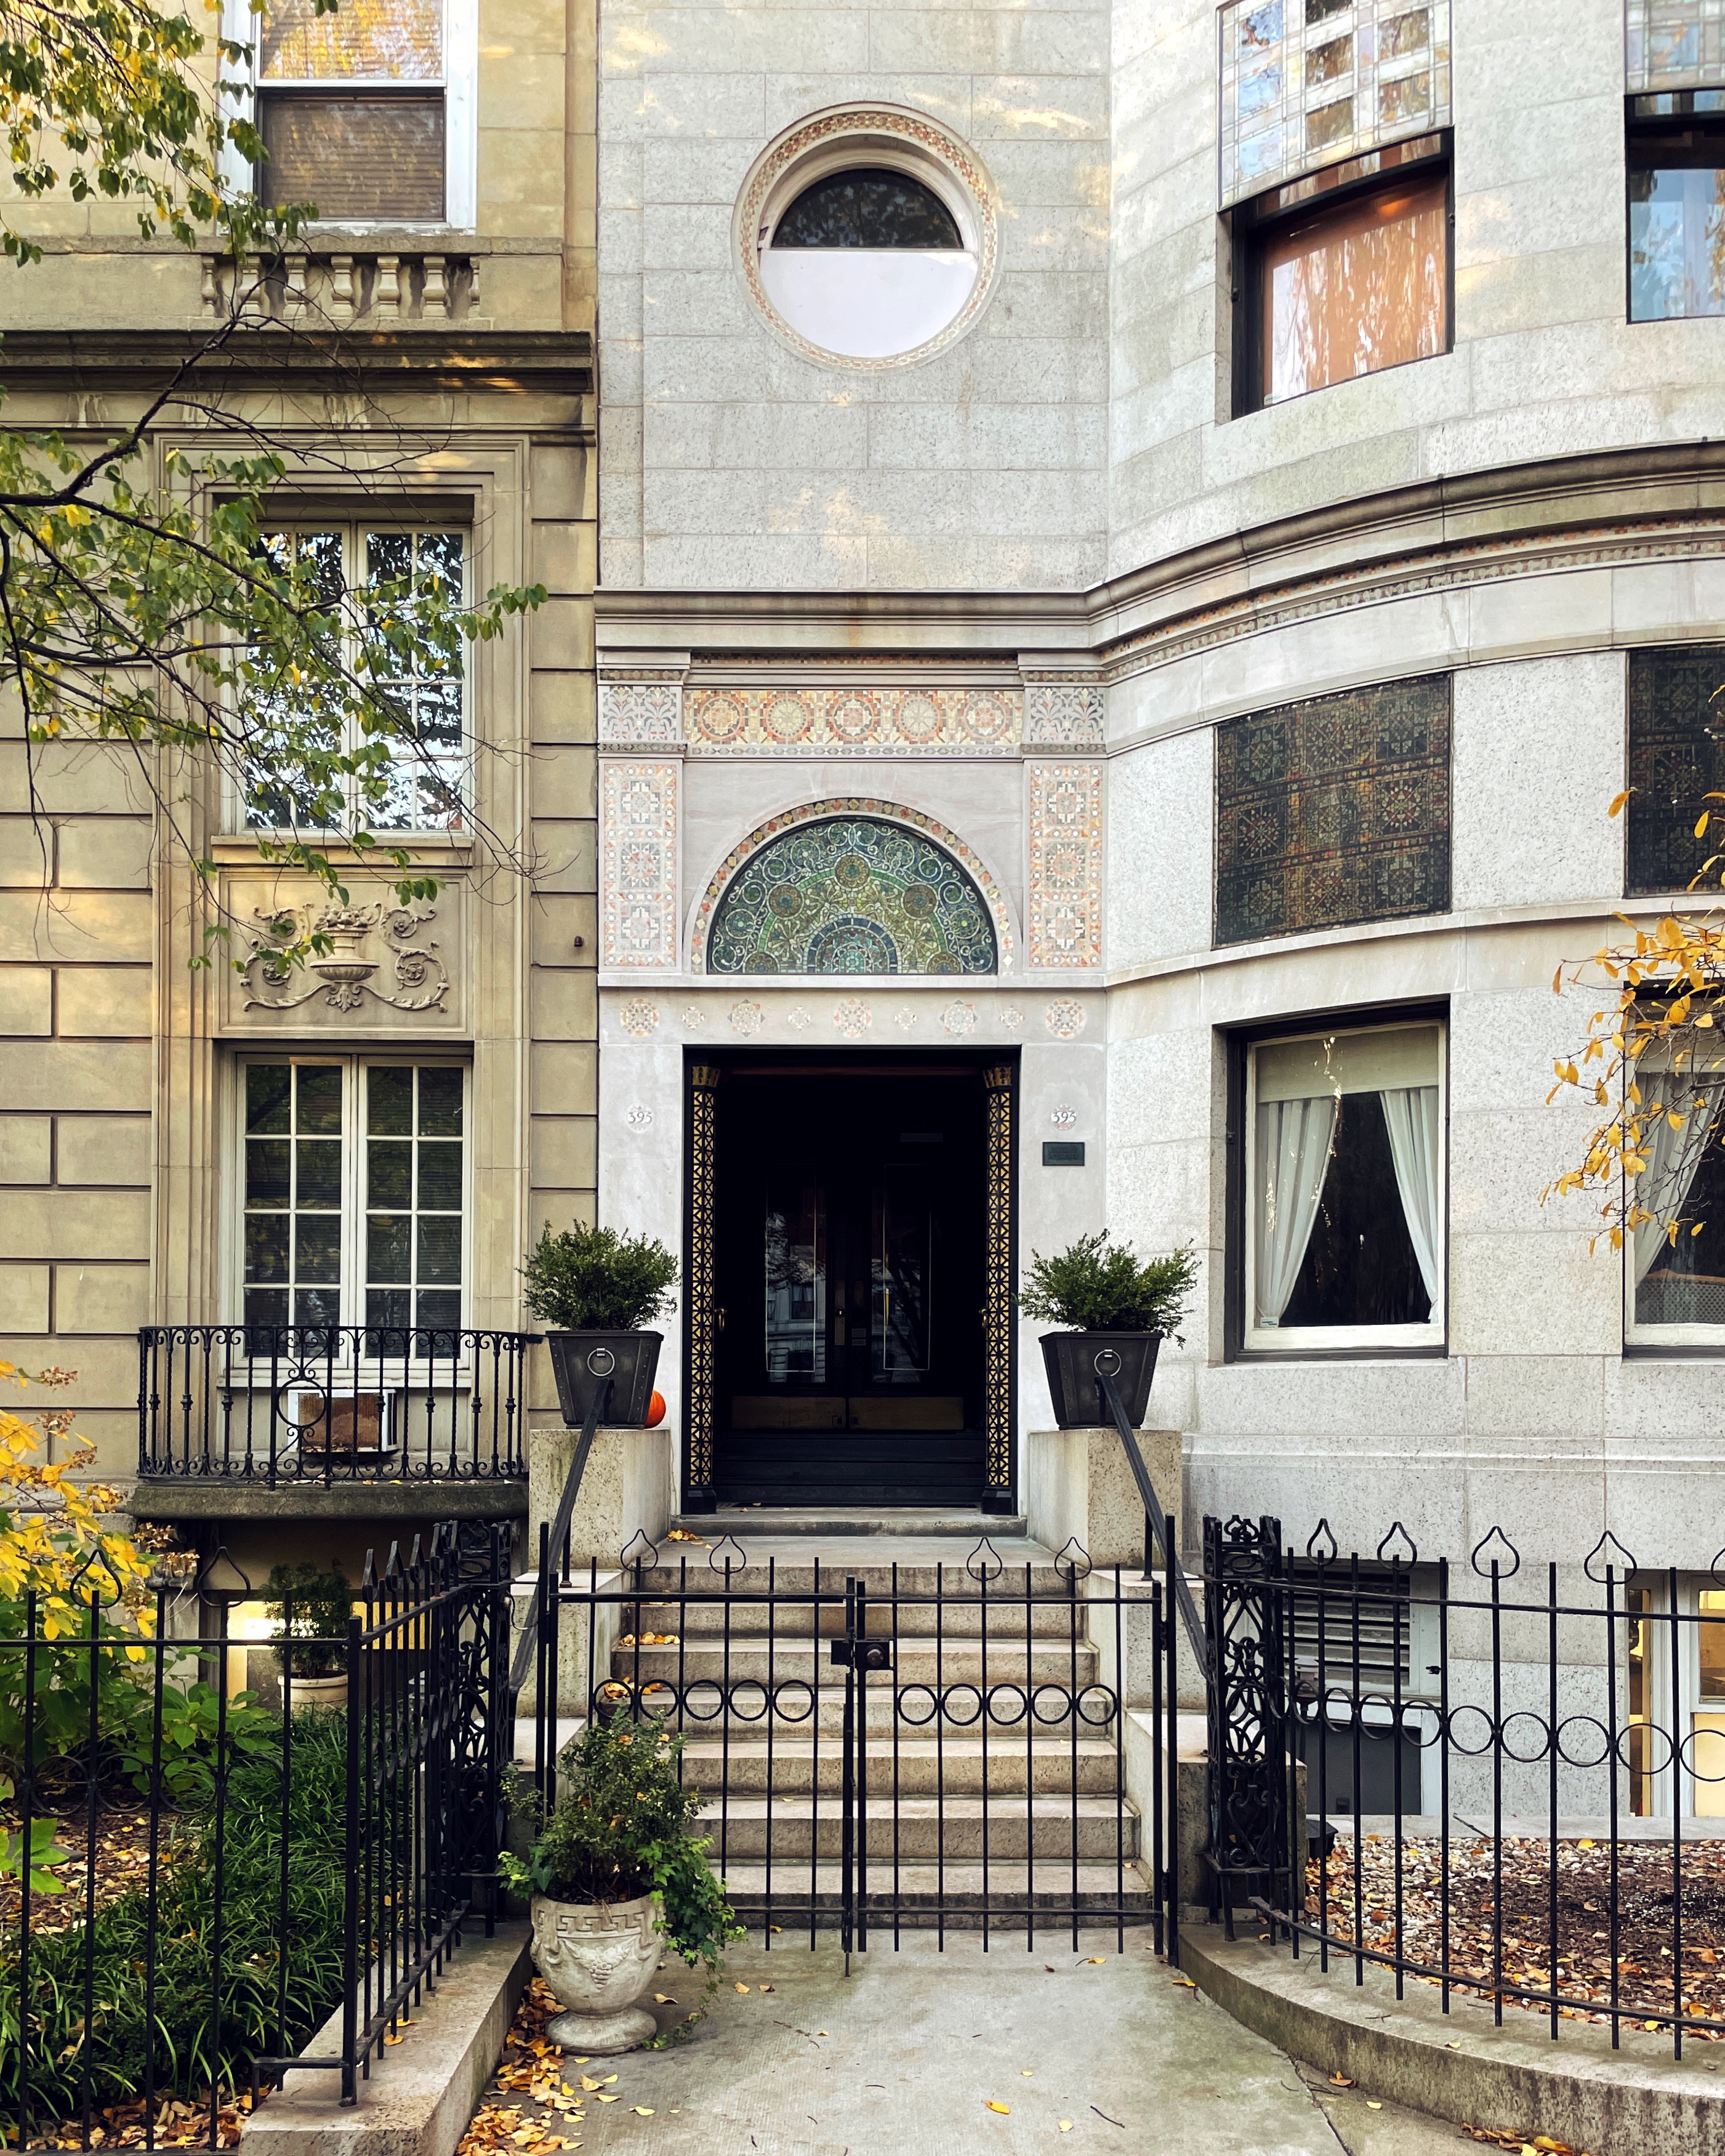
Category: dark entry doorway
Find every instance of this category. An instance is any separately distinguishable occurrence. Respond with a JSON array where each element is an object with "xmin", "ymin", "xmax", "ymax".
[{"xmin": 706, "ymin": 1056, "xmax": 994, "ymax": 1505}]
